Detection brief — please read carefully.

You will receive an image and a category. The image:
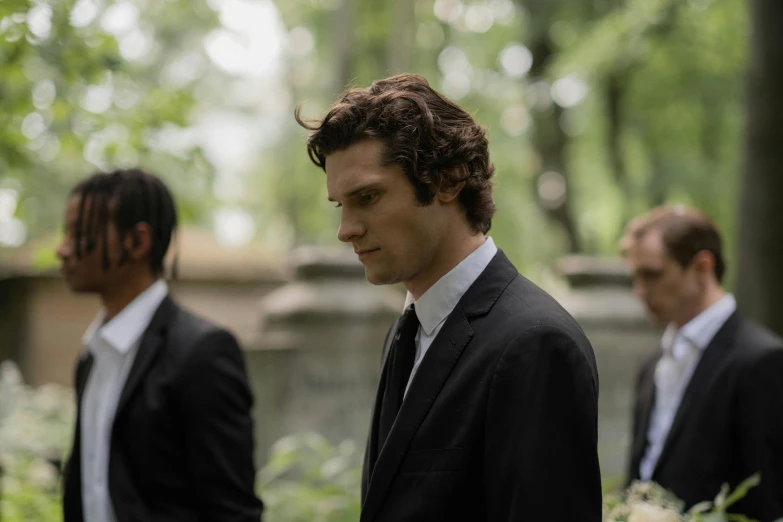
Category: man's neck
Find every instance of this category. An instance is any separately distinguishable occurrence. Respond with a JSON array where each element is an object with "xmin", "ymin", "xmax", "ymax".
[
  {"xmin": 674, "ymin": 286, "xmax": 726, "ymax": 328},
  {"xmin": 101, "ymin": 275, "xmax": 158, "ymax": 322},
  {"xmin": 405, "ymin": 232, "xmax": 486, "ymax": 301}
]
